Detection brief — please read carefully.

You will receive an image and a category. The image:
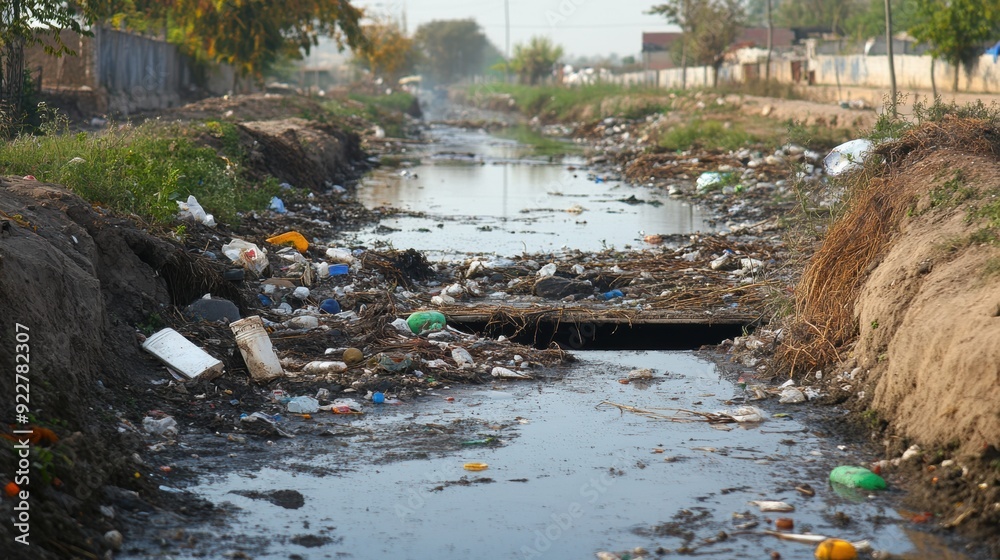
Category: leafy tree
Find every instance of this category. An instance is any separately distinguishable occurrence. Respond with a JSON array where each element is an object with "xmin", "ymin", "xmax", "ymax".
[
  {"xmin": 844, "ymin": 0, "xmax": 918, "ymax": 43},
  {"xmin": 91, "ymin": 0, "xmax": 366, "ymax": 83},
  {"xmin": 773, "ymin": 0, "xmax": 862, "ymax": 36},
  {"xmin": 413, "ymin": 19, "xmax": 493, "ymax": 85},
  {"xmin": 164, "ymin": 0, "xmax": 366, "ymax": 83},
  {"xmin": 354, "ymin": 17, "xmax": 418, "ymax": 84},
  {"xmin": 908, "ymin": 0, "xmax": 1000, "ymax": 91},
  {"xmin": 509, "ymin": 36, "xmax": 563, "ymax": 84},
  {"xmin": 649, "ymin": 0, "xmax": 745, "ymax": 86},
  {"xmin": 1, "ymin": 0, "xmax": 94, "ymax": 129}
]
